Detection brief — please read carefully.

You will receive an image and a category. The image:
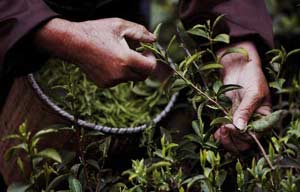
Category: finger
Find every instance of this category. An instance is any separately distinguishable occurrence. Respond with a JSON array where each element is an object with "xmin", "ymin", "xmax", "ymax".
[
  {"xmin": 222, "ymin": 124, "xmax": 253, "ymax": 151},
  {"xmin": 128, "ymin": 50, "xmax": 157, "ymax": 76},
  {"xmin": 218, "ymin": 126, "xmax": 239, "ymax": 153},
  {"xmin": 255, "ymin": 96, "xmax": 272, "ymax": 116},
  {"xmin": 225, "ymin": 91, "xmax": 241, "ymax": 114},
  {"xmin": 233, "ymin": 91, "xmax": 264, "ymax": 130},
  {"xmin": 143, "ymin": 51, "xmax": 174, "ymax": 82},
  {"xmin": 121, "ymin": 20, "xmax": 156, "ymax": 43}
]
